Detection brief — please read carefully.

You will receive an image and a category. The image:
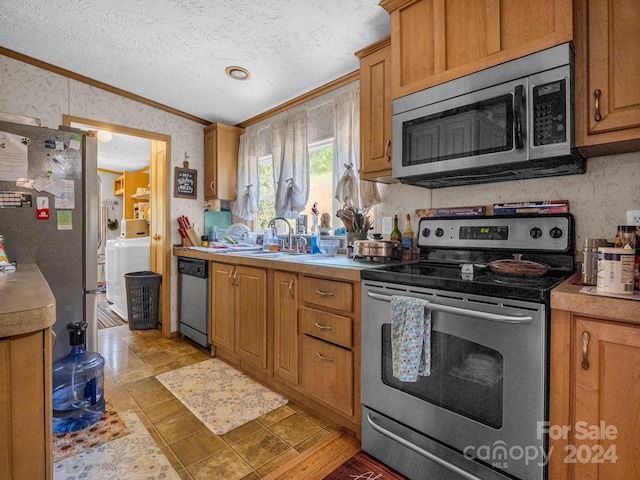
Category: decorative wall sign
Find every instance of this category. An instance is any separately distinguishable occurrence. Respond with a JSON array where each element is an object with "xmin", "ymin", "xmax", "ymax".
[{"xmin": 174, "ymin": 160, "xmax": 197, "ymax": 199}]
